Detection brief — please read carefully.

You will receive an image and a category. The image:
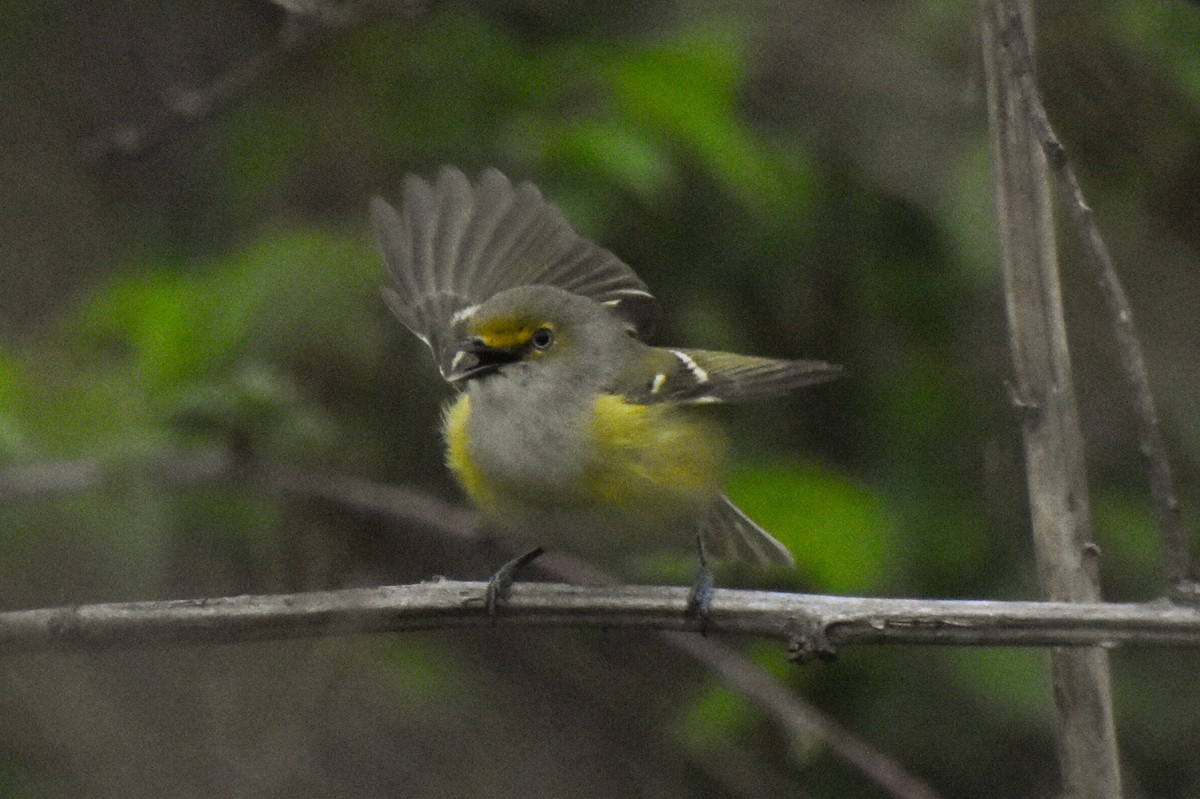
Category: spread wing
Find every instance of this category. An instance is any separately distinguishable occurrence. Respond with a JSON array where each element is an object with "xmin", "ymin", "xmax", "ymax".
[
  {"xmin": 371, "ymin": 166, "xmax": 658, "ymax": 378},
  {"xmin": 621, "ymin": 348, "xmax": 842, "ymax": 405}
]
